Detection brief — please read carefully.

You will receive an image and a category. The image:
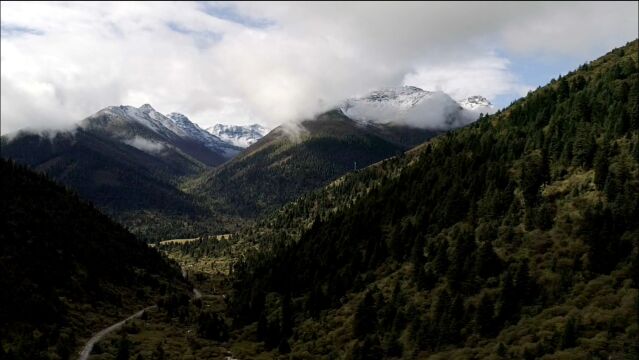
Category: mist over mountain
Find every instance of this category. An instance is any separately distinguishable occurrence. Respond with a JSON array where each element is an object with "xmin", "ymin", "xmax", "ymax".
[
  {"xmin": 340, "ymin": 86, "xmax": 493, "ymax": 129},
  {"xmin": 183, "ymin": 89, "xmax": 483, "ymax": 220},
  {"xmin": 0, "ymin": 104, "xmax": 240, "ymax": 240},
  {"xmin": 1, "ymin": 87, "xmax": 485, "ymax": 238},
  {"xmin": 1, "ymin": 2, "xmax": 637, "ymax": 359}
]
